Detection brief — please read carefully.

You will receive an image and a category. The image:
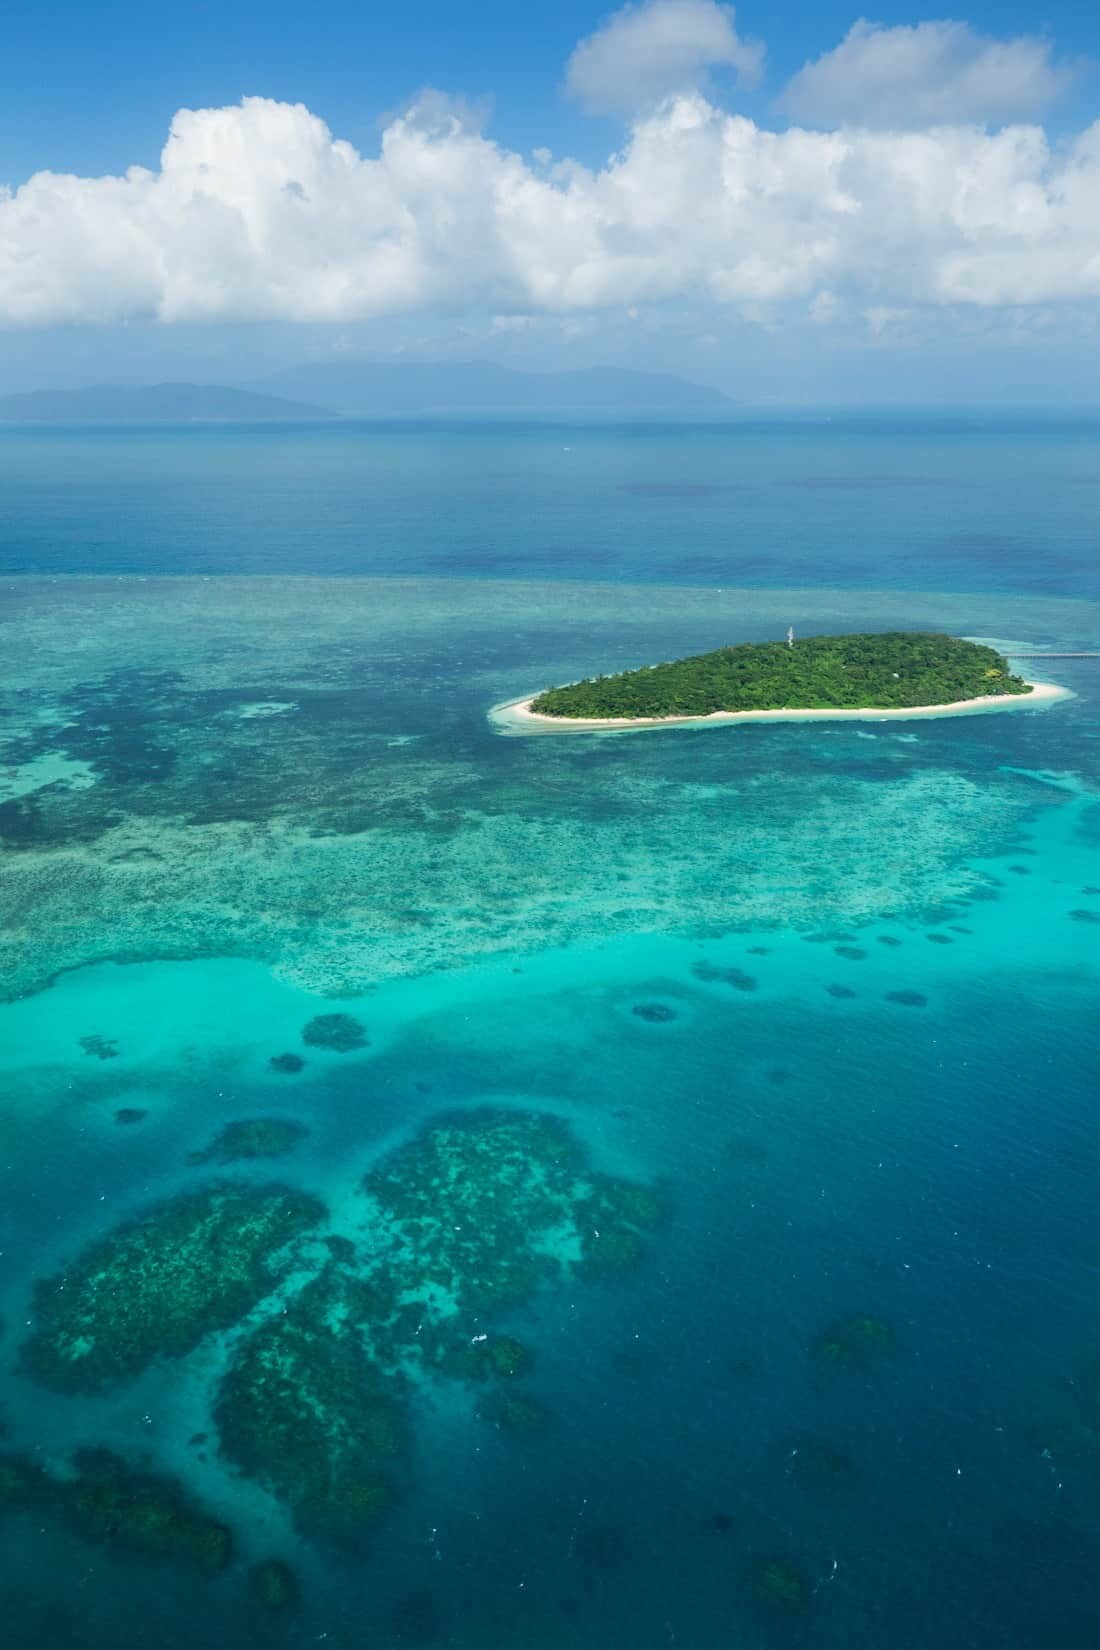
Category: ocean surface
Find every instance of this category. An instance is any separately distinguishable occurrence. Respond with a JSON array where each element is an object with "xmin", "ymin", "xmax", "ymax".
[{"xmin": 1, "ymin": 419, "xmax": 1099, "ymax": 1650}]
